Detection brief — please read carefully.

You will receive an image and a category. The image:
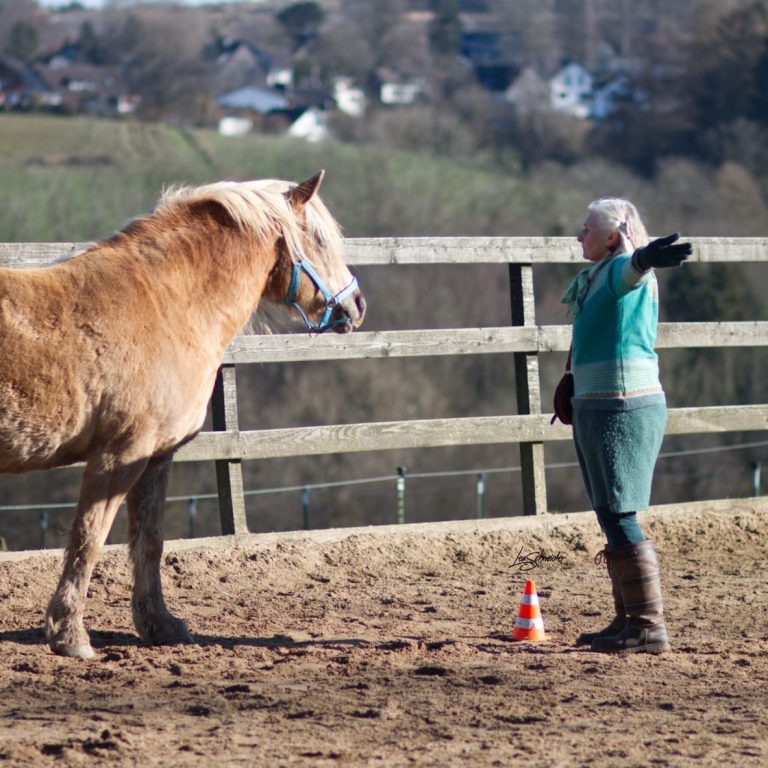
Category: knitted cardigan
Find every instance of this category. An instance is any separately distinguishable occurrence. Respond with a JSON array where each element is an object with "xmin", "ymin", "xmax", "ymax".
[{"xmin": 562, "ymin": 252, "xmax": 666, "ymax": 410}]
